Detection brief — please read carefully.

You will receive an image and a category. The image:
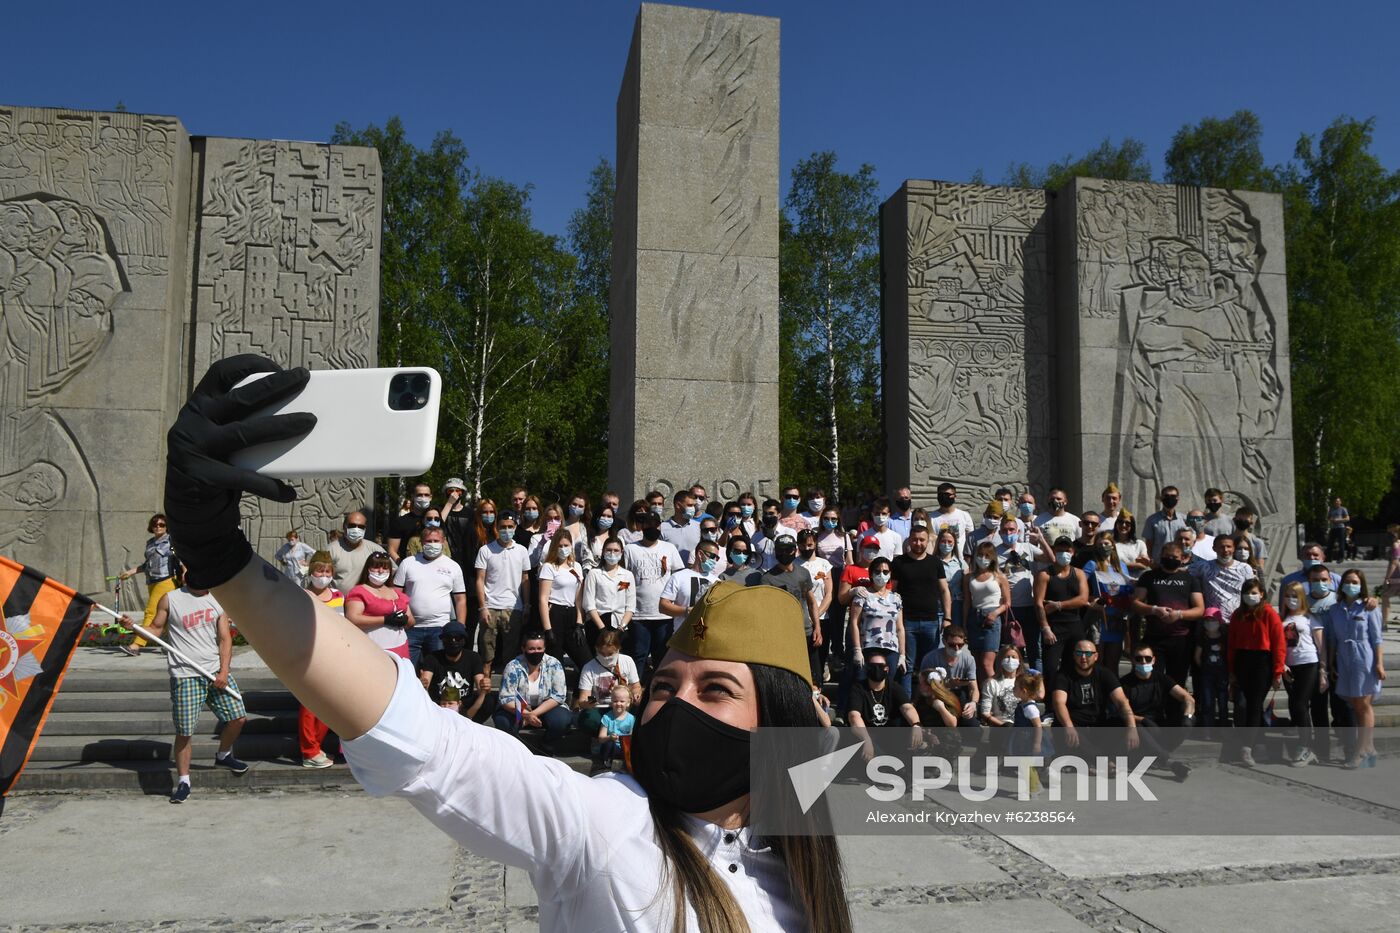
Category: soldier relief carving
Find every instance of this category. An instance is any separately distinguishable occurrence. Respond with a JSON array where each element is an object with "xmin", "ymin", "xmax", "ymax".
[
  {"xmin": 902, "ymin": 184, "xmax": 1052, "ymax": 504},
  {"xmin": 1078, "ymin": 181, "xmax": 1283, "ymax": 516}
]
